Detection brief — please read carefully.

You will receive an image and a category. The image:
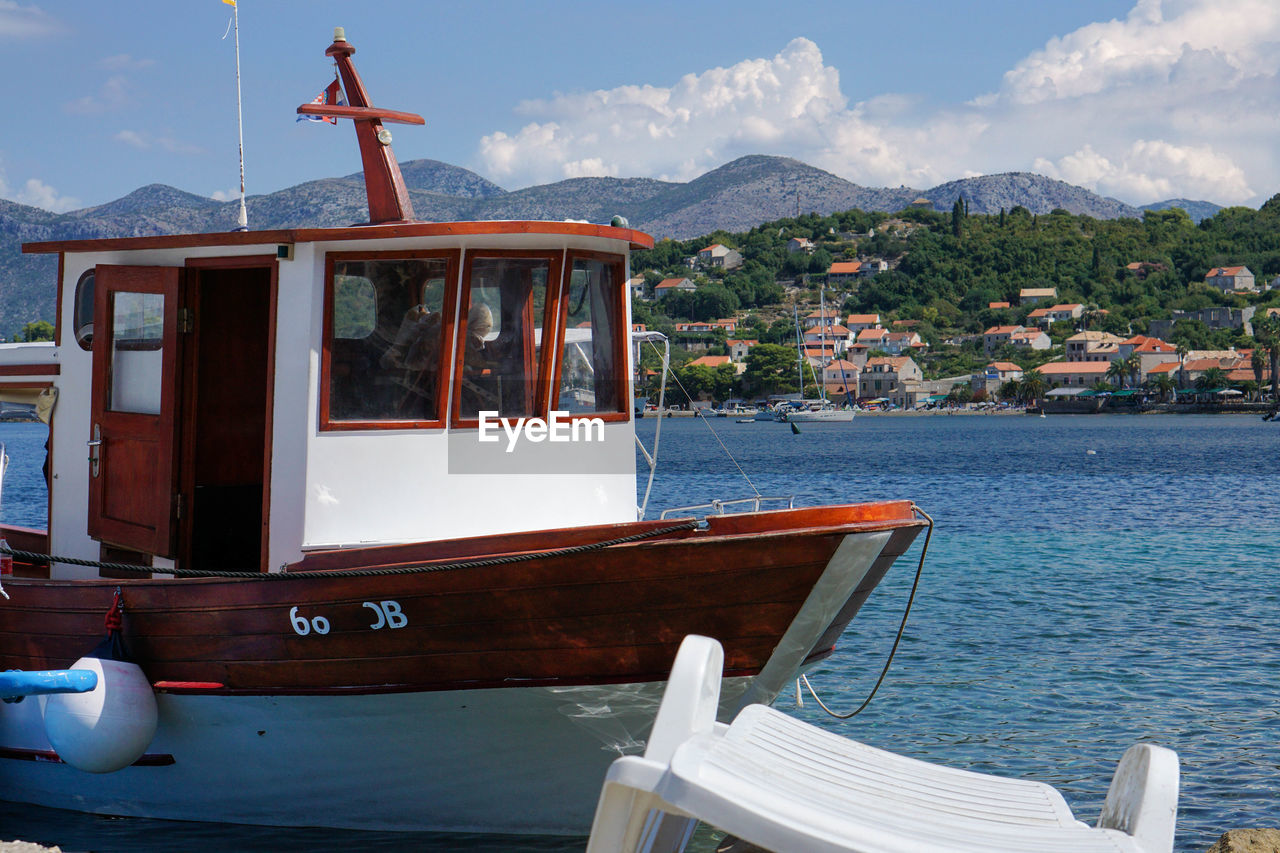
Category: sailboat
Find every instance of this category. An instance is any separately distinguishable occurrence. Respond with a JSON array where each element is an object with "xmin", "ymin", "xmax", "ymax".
[{"xmin": 781, "ymin": 289, "xmax": 855, "ymax": 423}]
